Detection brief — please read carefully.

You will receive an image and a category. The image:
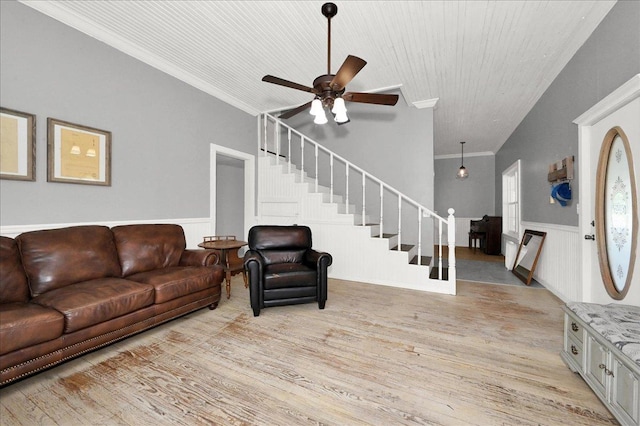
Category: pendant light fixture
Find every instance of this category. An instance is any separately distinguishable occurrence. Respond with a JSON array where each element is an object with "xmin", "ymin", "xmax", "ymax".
[{"xmin": 457, "ymin": 141, "xmax": 469, "ymax": 180}]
